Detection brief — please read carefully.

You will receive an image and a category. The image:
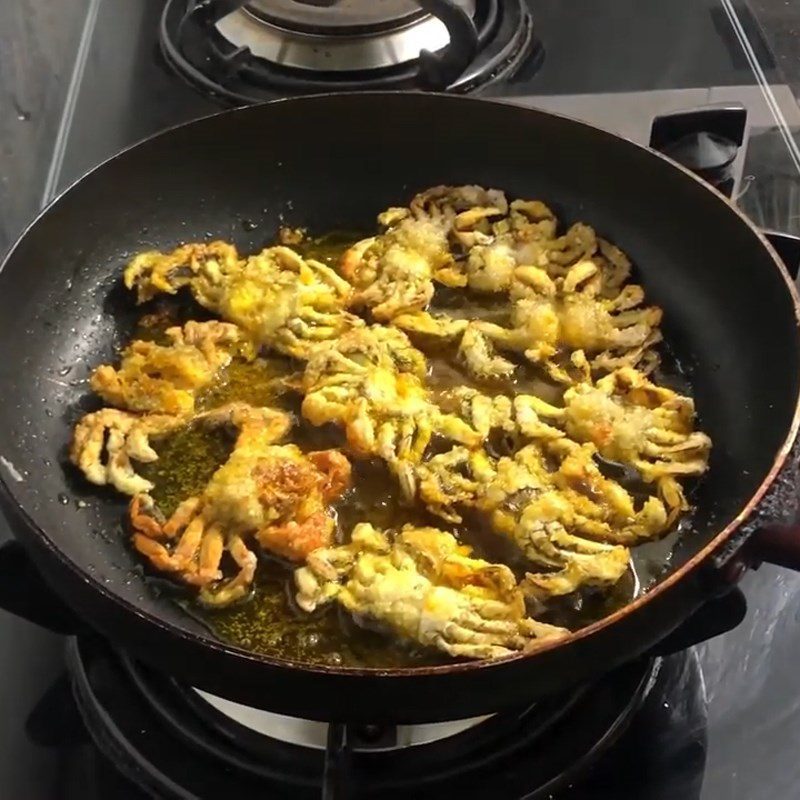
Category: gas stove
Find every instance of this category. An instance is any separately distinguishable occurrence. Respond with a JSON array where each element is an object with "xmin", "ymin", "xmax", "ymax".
[{"xmin": 5, "ymin": 1, "xmax": 800, "ymax": 798}]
